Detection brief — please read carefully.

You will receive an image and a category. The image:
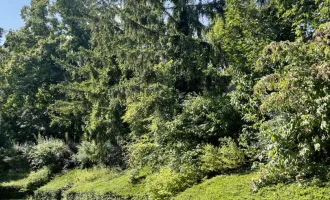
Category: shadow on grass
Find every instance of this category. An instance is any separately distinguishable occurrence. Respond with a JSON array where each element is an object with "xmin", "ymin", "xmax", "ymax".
[{"xmin": 0, "ymin": 170, "xmax": 30, "ymax": 183}]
